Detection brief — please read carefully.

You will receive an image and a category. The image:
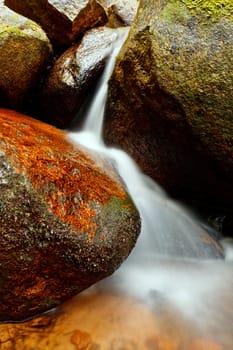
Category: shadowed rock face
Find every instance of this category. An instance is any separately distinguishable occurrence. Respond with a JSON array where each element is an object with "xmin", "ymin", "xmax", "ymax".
[
  {"xmin": 0, "ymin": 108, "xmax": 140, "ymax": 322},
  {"xmin": 103, "ymin": 0, "xmax": 233, "ymax": 215},
  {"xmin": 41, "ymin": 27, "xmax": 119, "ymax": 128}
]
